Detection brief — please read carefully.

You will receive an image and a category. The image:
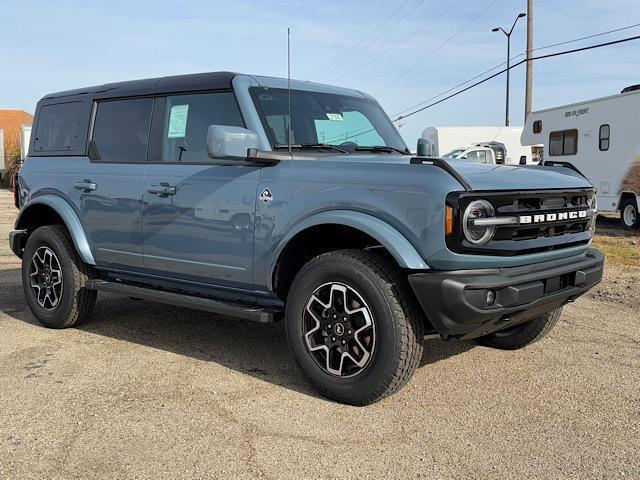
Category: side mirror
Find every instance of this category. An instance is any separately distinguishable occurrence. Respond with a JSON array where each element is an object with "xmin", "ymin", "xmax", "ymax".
[
  {"xmin": 519, "ymin": 155, "xmax": 527, "ymax": 165},
  {"xmin": 207, "ymin": 125, "xmax": 259, "ymax": 159}
]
